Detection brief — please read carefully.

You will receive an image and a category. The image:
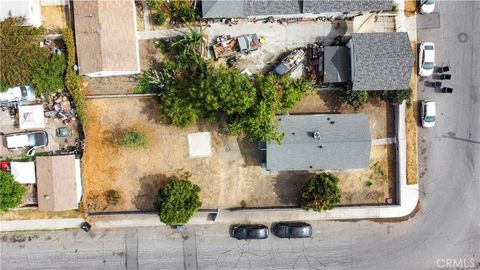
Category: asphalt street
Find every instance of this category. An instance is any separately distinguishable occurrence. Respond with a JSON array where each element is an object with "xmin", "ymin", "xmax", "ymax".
[{"xmin": 1, "ymin": 1, "xmax": 479, "ymax": 269}]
